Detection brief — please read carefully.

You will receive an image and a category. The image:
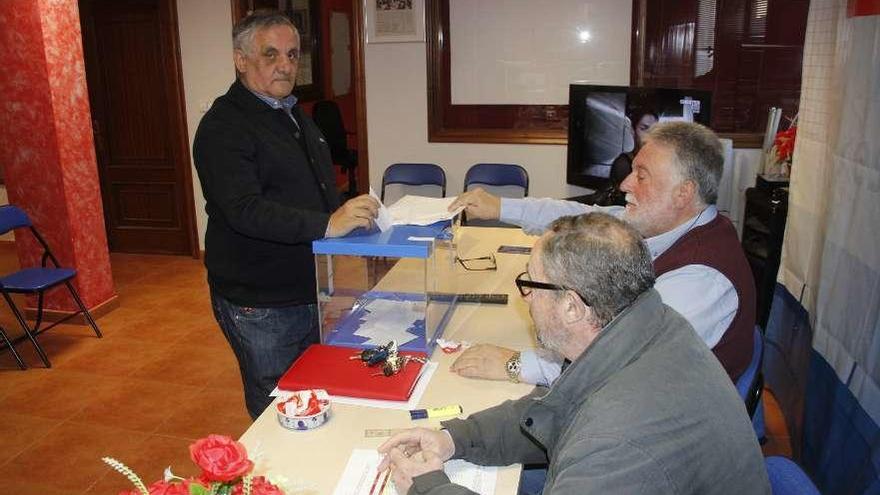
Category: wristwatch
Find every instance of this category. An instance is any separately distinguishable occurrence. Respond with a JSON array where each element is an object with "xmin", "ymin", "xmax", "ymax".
[{"xmin": 505, "ymin": 352, "xmax": 521, "ymax": 383}]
